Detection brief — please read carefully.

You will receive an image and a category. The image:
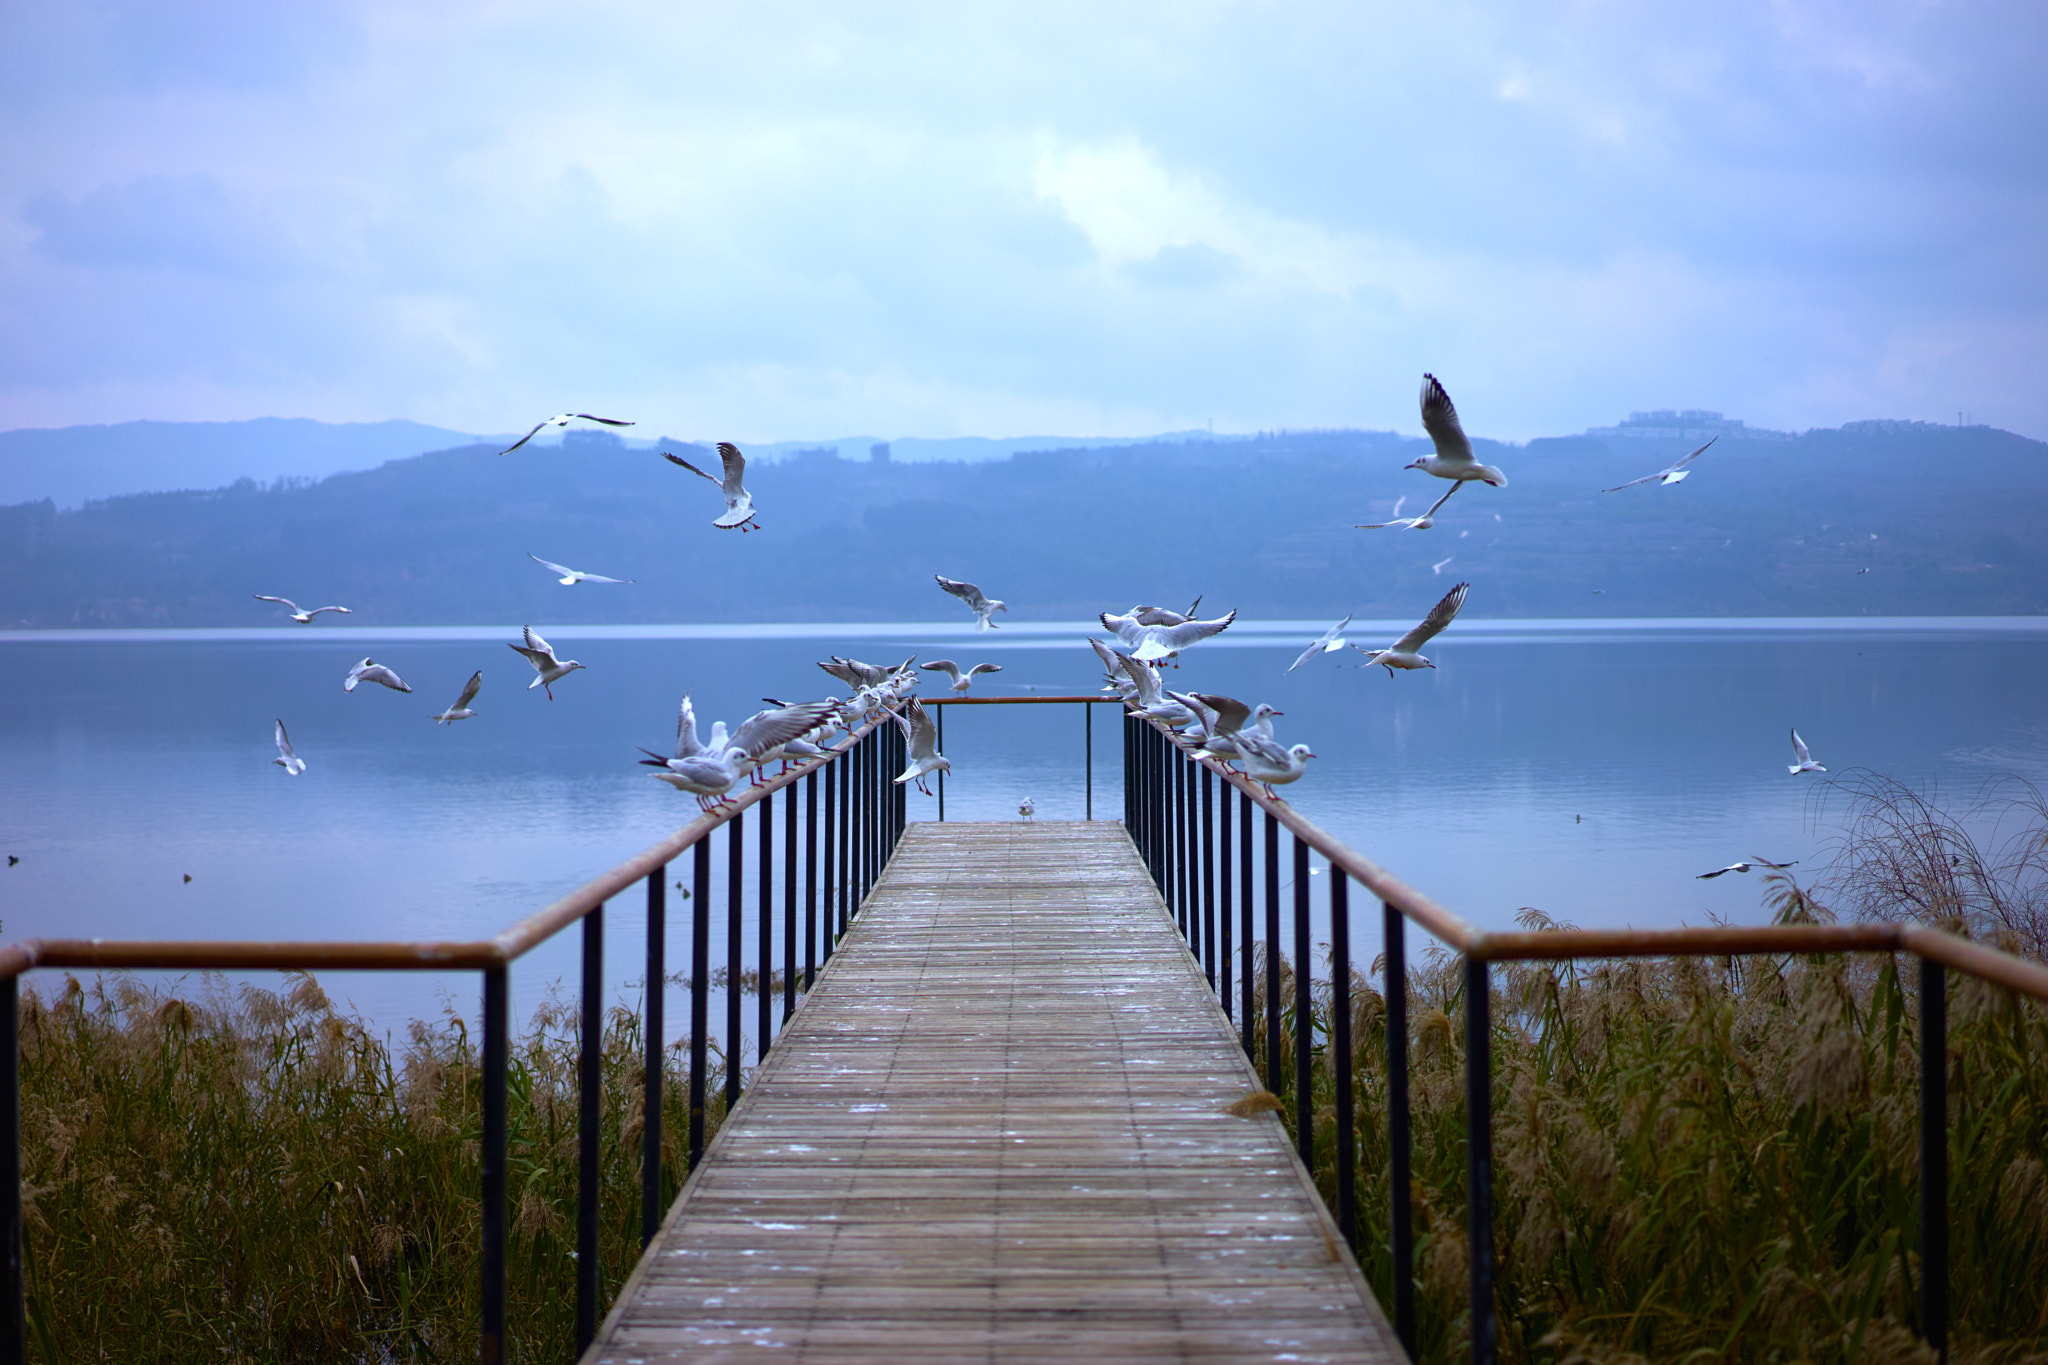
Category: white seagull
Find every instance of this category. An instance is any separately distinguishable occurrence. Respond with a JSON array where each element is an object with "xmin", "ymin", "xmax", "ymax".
[
  {"xmin": 1287, "ymin": 616, "xmax": 1352, "ymax": 672},
  {"xmin": 1131, "ymin": 596, "xmax": 1204, "ymax": 627},
  {"xmin": 936, "ymin": 575, "xmax": 1007, "ymax": 630},
  {"xmin": 664, "ymin": 442, "xmax": 759, "ymax": 530},
  {"xmin": 1169, "ymin": 691, "xmax": 1251, "ymax": 763},
  {"xmin": 254, "ymin": 595, "xmax": 352, "ymax": 623},
  {"xmin": 344, "ymin": 658, "xmax": 413, "ymax": 693},
  {"xmin": 1787, "ymin": 729, "xmax": 1827, "ymax": 774},
  {"xmin": 1357, "ymin": 483, "xmax": 1461, "ymax": 531},
  {"xmin": 1388, "ymin": 374, "xmax": 1507, "ymax": 524},
  {"xmin": 637, "ymin": 693, "xmax": 709, "ymax": 772},
  {"xmin": 1115, "ymin": 655, "xmax": 1197, "ymax": 726},
  {"xmin": 1696, "ymin": 857, "xmax": 1798, "ymax": 880},
  {"xmin": 1019, "ymin": 796, "xmax": 1035, "ymax": 821},
  {"xmin": 508, "ymin": 626, "xmax": 585, "ymax": 700},
  {"xmin": 922, "ymin": 659, "xmax": 1004, "ymax": 693},
  {"xmin": 499, "ymin": 413, "xmax": 635, "ymax": 455},
  {"xmin": 647, "ymin": 701, "xmax": 836, "ymax": 810},
  {"xmin": 1353, "ymin": 582, "xmax": 1469, "ymax": 677},
  {"xmin": 1100, "ymin": 606, "xmax": 1238, "ymax": 663},
  {"xmin": 891, "ymin": 699, "xmax": 951, "ymax": 795},
  {"xmin": 1236, "ymin": 732, "xmax": 1317, "ymax": 799},
  {"xmin": 1603, "ymin": 437, "xmax": 1718, "ymax": 493},
  {"xmin": 272, "ymin": 719, "xmax": 306, "ymax": 775},
  {"xmin": 1432, "ymin": 556, "xmax": 1455, "ymax": 575},
  {"xmin": 430, "ymin": 670, "xmax": 483, "ymax": 724},
  {"xmin": 527, "ymin": 553, "xmax": 633, "ymax": 586}
]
